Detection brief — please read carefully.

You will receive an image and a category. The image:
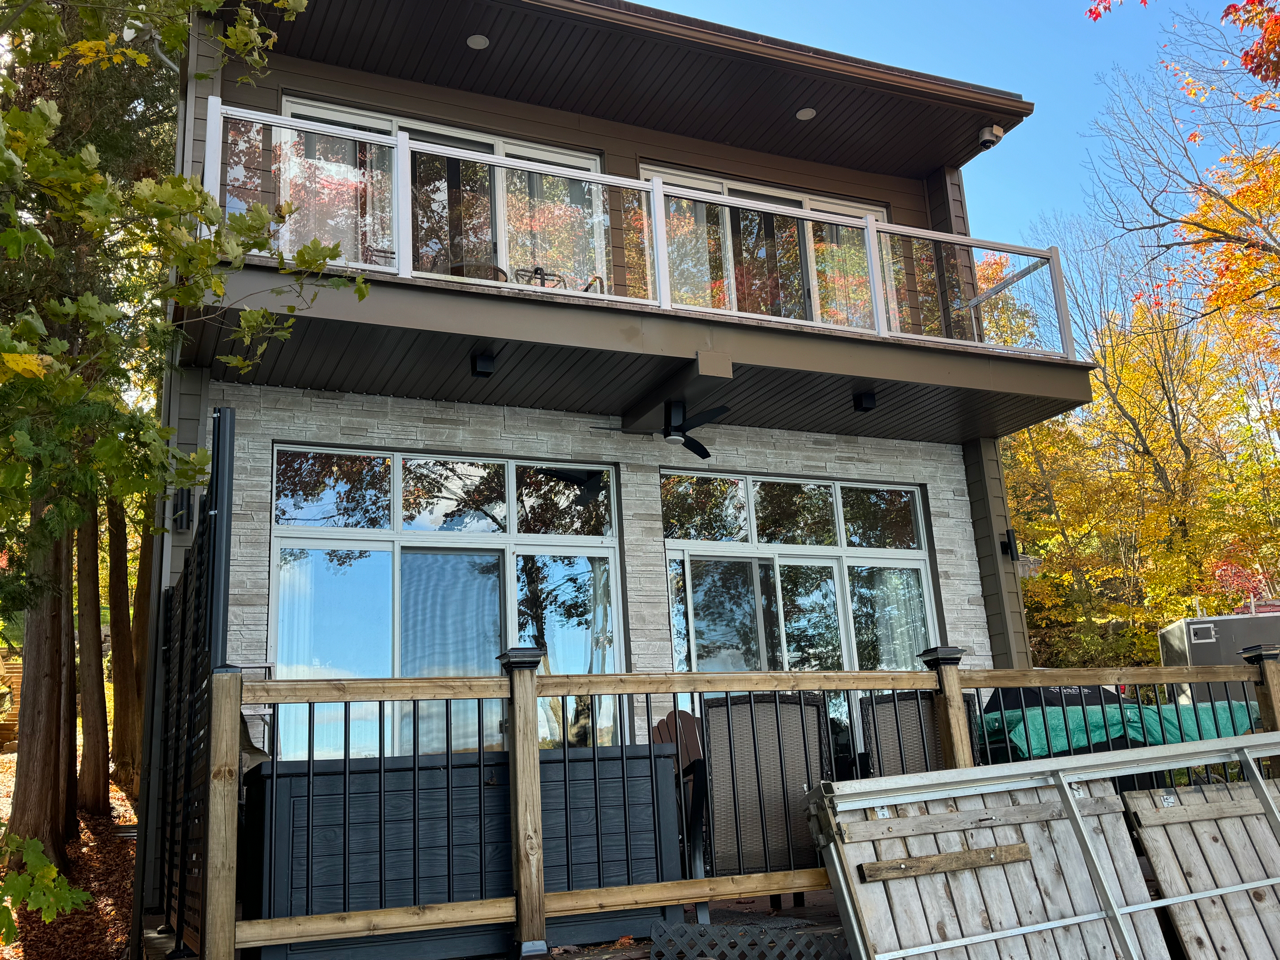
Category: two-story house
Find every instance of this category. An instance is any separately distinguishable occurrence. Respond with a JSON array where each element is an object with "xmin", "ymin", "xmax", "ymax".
[{"xmin": 137, "ymin": 2, "xmax": 1092, "ymax": 957}]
